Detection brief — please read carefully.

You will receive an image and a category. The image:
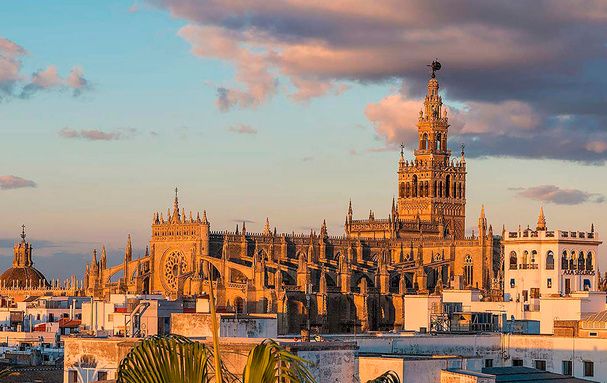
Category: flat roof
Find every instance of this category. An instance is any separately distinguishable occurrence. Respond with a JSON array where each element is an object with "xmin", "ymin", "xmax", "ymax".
[{"xmin": 481, "ymin": 367, "xmax": 597, "ymax": 382}]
